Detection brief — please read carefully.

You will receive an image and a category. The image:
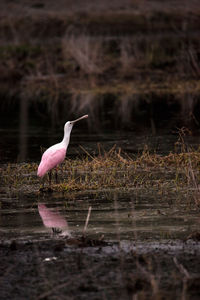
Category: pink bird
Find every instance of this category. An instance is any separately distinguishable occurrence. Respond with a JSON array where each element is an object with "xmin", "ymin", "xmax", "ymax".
[{"xmin": 37, "ymin": 115, "xmax": 88, "ymax": 180}]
